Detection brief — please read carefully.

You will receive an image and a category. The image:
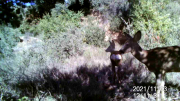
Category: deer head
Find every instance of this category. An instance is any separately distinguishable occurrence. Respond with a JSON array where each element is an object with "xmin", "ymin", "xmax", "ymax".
[
  {"xmin": 119, "ymin": 31, "xmax": 143, "ymax": 55},
  {"xmin": 105, "ymin": 40, "xmax": 122, "ymax": 52}
]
